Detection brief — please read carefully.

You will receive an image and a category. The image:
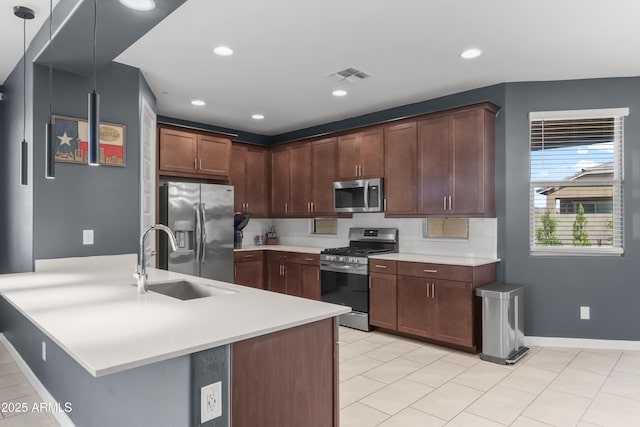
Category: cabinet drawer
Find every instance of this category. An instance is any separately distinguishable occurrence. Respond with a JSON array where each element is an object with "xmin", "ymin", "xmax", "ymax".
[
  {"xmin": 397, "ymin": 261, "xmax": 472, "ymax": 282},
  {"xmin": 234, "ymin": 251, "xmax": 264, "ymax": 263},
  {"xmin": 369, "ymin": 260, "xmax": 397, "ymax": 274},
  {"xmin": 287, "ymin": 253, "xmax": 320, "ymax": 265},
  {"xmin": 266, "ymin": 251, "xmax": 292, "ymax": 262}
]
